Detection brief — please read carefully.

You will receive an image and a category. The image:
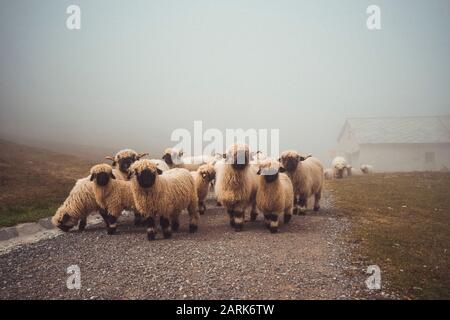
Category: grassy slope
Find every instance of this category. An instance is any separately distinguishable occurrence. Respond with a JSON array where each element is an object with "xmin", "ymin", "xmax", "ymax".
[
  {"xmin": 0, "ymin": 139, "xmax": 94, "ymax": 227},
  {"xmin": 327, "ymin": 173, "xmax": 450, "ymax": 299}
]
